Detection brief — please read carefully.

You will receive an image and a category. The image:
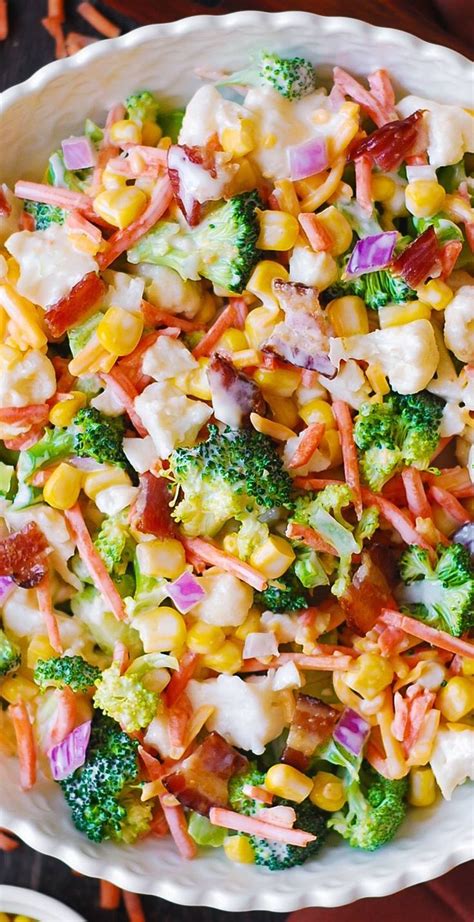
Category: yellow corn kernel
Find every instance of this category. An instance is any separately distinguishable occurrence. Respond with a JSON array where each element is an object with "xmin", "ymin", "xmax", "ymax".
[
  {"xmin": 378, "ymin": 300, "xmax": 431, "ymax": 328},
  {"xmin": 273, "ymin": 179, "xmax": 300, "ymax": 218},
  {"xmin": 245, "ymin": 307, "xmax": 283, "ymax": 349},
  {"xmin": 250, "ymin": 535, "xmax": 295, "ymax": 580},
  {"xmin": 232, "ymin": 348, "xmax": 262, "ymax": 369},
  {"xmin": 96, "ymin": 306, "xmax": 144, "ymax": 357},
  {"xmin": 232, "ymin": 157, "xmax": 260, "ymax": 195},
  {"xmin": 416, "ymin": 279, "xmax": 454, "ymax": 311},
  {"xmin": 109, "ymin": 118, "xmax": 142, "ymax": 145},
  {"xmin": 327, "ymin": 295, "xmax": 369, "ymax": 336},
  {"xmin": 310, "ymin": 771, "xmax": 346, "ymax": 811},
  {"xmin": 266, "ymin": 395, "xmax": 299, "ymax": 429},
  {"xmin": 221, "ymin": 119, "xmax": 255, "ymax": 157},
  {"xmin": 224, "ymin": 834, "xmax": 255, "ymax": 864},
  {"xmin": 0, "ymin": 284, "xmax": 47, "ymax": 350},
  {"xmin": 265, "ymin": 763, "xmax": 313, "ymax": 803},
  {"xmin": 202, "ymin": 640, "xmax": 243, "ymax": 674},
  {"xmin": 234, "ymin": 609, "xmax": 262, "ymax": 641},
  {"xmin": 43, "ymin": 462, "xmax": 82, "ymax": 511},
  {"xmin": 142, "ymin": 121, "xmax": 162, "ymax": 146},
  {"xmin": 102, "ymin": 165, "xmax": 128, "ymax": 190},
  {"xmin": 372, "ymin": 175, "xmax": 396, "ymax": 202},
  {"xmin": 405, "ymin": 180, "xmax": 446, "ymax": 219},
  {"xmin": 93, "ymin": 187, "xmax": 147, "ymax": 230},
  {"xmin": 246, "ymin": 260, "xmax": 289, "ymax": 312},
  {"xmin": 136, "ymin": 538, "xmax": 186, "ymax": 580},
  {"xmin": 49, "ymin": 391, "xmax": 87, "ymax": 427},
  {"xmin": 83, "ymin": 467, "xmax": 131, "ymax": 500},
  {"xmin": 68, "ymin": 334, "xmax": 116, "ymax": 376},
  {"xmin": 314, "ymin": 206, "xmax": 353, "ymax": 257},
  {"xmin": 250, "ymin": 412, "xmax": 295, "ymax": 441},
  {"xmin": 408, "ymin": 766, "xmax": 436, "ymax": 807},
  {"xmin": 67, "ymin": 231, "xmax": 101, "ymax": 257},
  {"xmin": 299, "ymin": 398, "xmax": 335, "ymax": 429},
  {"xmin": 257, "ymin": 210, "xmax": 299, "ymax": 251},
  {"xmin": 366, "ymin": 363, "xmax": 390, "ymax": 396},
  {"xmin": 320, "ymin": 429, "xmax": 342, "ymax": 466},
  {"xmin": 461, "ymin": 658, "xmax": 474, "ymax": 677},
  {"xmin": 345, "ymin": 653, "xmax": 394, "ymax": 700},
  {"xmin": 187, "ymin": 621, "xmax": 225, "ymax": 654},
  {"xmin": 254, "ymin": 367, "xmax": 300, "ymax": 398},
  {"xmin": 5, "ymin": 256, "xmax": 20, "ymax": 285},
  {"xmin": 26, "ymin": 635, "xmax": 56, "ymax": 669},
  {"xmin": 217, "ymin": 327, "xmax": 248, "ymax": 352},
  {"xmin": 262, "ymin": 133, "xmax": 277, "ymax": 149},
  {"xmin": 437, "ymin": 676, "xmax": 474, "ymax": 721},
  {"xmin": 222, "ymin": 533, "xmax": 239, "ymax": 555},
  {"xmin": 134, "ymin": 606, "xmax": 187, "ymax": 654},
  {"xmin": 175, "ymin": 357, "xmax": 212, "ymax": 400},
  {"xmin": 0, "ymin": 676, "xmax": 37, "ymax": 704}
]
